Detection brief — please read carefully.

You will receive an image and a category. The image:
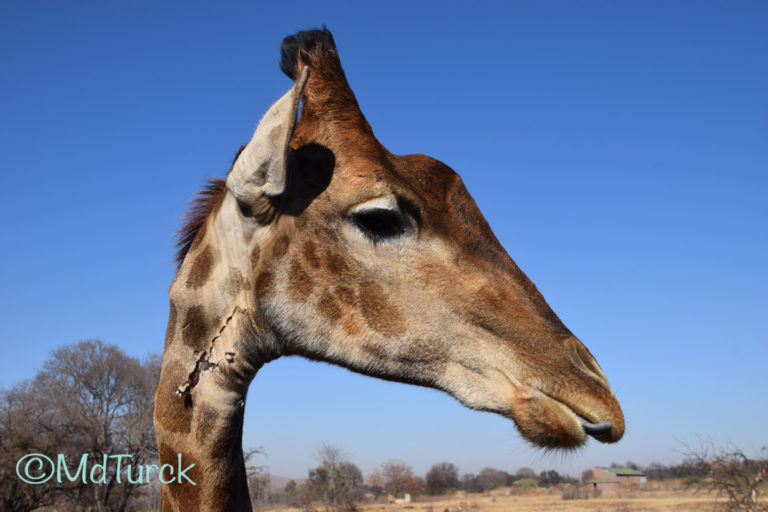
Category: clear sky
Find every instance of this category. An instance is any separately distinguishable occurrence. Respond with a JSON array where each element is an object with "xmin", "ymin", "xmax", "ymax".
[{"xmin": 1, "ymin": 1, "xmax": 766, "ymax": 480}]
